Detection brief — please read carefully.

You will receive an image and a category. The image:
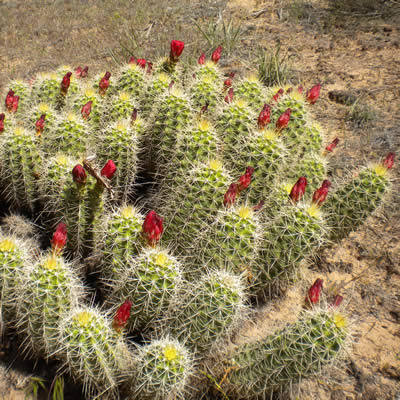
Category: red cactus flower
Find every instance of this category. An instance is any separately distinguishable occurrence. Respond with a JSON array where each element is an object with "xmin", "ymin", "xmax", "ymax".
[
  {"xmin": 35, "ymin": 114, "xmax": 46, "ymax": 135},
  {"xmin": 307, "ymin": 278, "xmax": 323, "ymax": 305},
  {"xmin": 131, "ymin": 108, "xmax": 138, "ymax": 123},
  {"xmin": 81, "ymin": 101, "xmax": 92, "ymax": 120},
  {"xmin": 383, "ymin": 152, "xmax": 395, "ymax": 169},
  {"xmin": 5, "ymin": 90, "xmax": 15, "ymax": 111},
  {"xmin": 112, "ymin": 300, "xmax": 133, "ymax": 332},
  {"xmin": 99, "ymin": 72, "xmax": 111, "ymax": 95},
  {"xmin": 142, "ymin": 210, "xmax": 164, "ymax": 246},
  {"xmin": 272, "ymin": 88, "xmax": 284, "ymax": 103},
  {"xmin": 51, "ymin": 222, "xmax": 67, "ymax": 254},
  {"xmin": 0, "ymin": 113, "xmax": 5, "ymax": 132},
  {"xmin": 211, "ymin": 46, "xmax": 222, "ymax": 63},
  {"xmin": 286, "ymin": 87, "xmax": 293, "ymax": 94},
  {"xmin": 325, "ymin": 138, "xmax": 339, "ymax": 153},
  {"xmin": 170, "ymin": 40, "xmax": 185, "ymax": 62},
  {"xmin": 306, "ymin": 83, "xmax": 321, "ymax": 104},
  {"xmin": 146, "ymin": 62, "xmax": 153, "ymax": 74},
  {"xmin": 223, "ymin": 183, "xmax": 238, "ymax": 208},
  {"xmin": 198, "ymin": 52, "xmax": 206, "ymax": 65},
  {"xmin": 224, "ymin": 87, "xmax": 234, "ymax": 104},
  {"xmin": 80, "ymin": 66, "xmax": 88, "ymax": 78},
  {"xmin": 289, "ymin": 176, "xmax": 307, "ymax": 203},
  {"xmin": 11, "ymin": 96, "xmax": 19, "ymax": 113},
  {"xmin": 75, "ymin": 66, "xmax": 82, "ymax": 77},
  {"xmin": 72, "ymin": 164, "xmax": 87, "ymax": 184},
  {"xmin": 128, "ymin": 56, "xmax": 136, "ymax": 64},
  {"xmin": 276, "ymin": 108, "xmax": 291, "ymax": 130},
  {"xmin": 168, "ymin": 80, "xmax": 175, "ymax": 91},
  {"xmin": 237, "ymin": 167, "xmax": 255, "ymax": 192},
  {"xmin": 258, "ymin": 104, "xmax": 271, "ymax": 129},
  {"xmin": 312, "ymin": 184, "xmax": 330, "ymax": 206},
  {"xmin": 101, "ymin": 160, "xmax": 117, "ymax": 179},
  {"xmin": 61, "ymin": 72, "xmax": 72, "ymax": 95},
  {"xmin": 136, "ymin": 59, "xmax": 146, "ymax": 69},
  {"xmin": 224, "ymin": 78, "xmax": 233, "ymax": 88},
  {"xmin": 330, "ymin": 295, "xmax": 343, "ymax": 308}
]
